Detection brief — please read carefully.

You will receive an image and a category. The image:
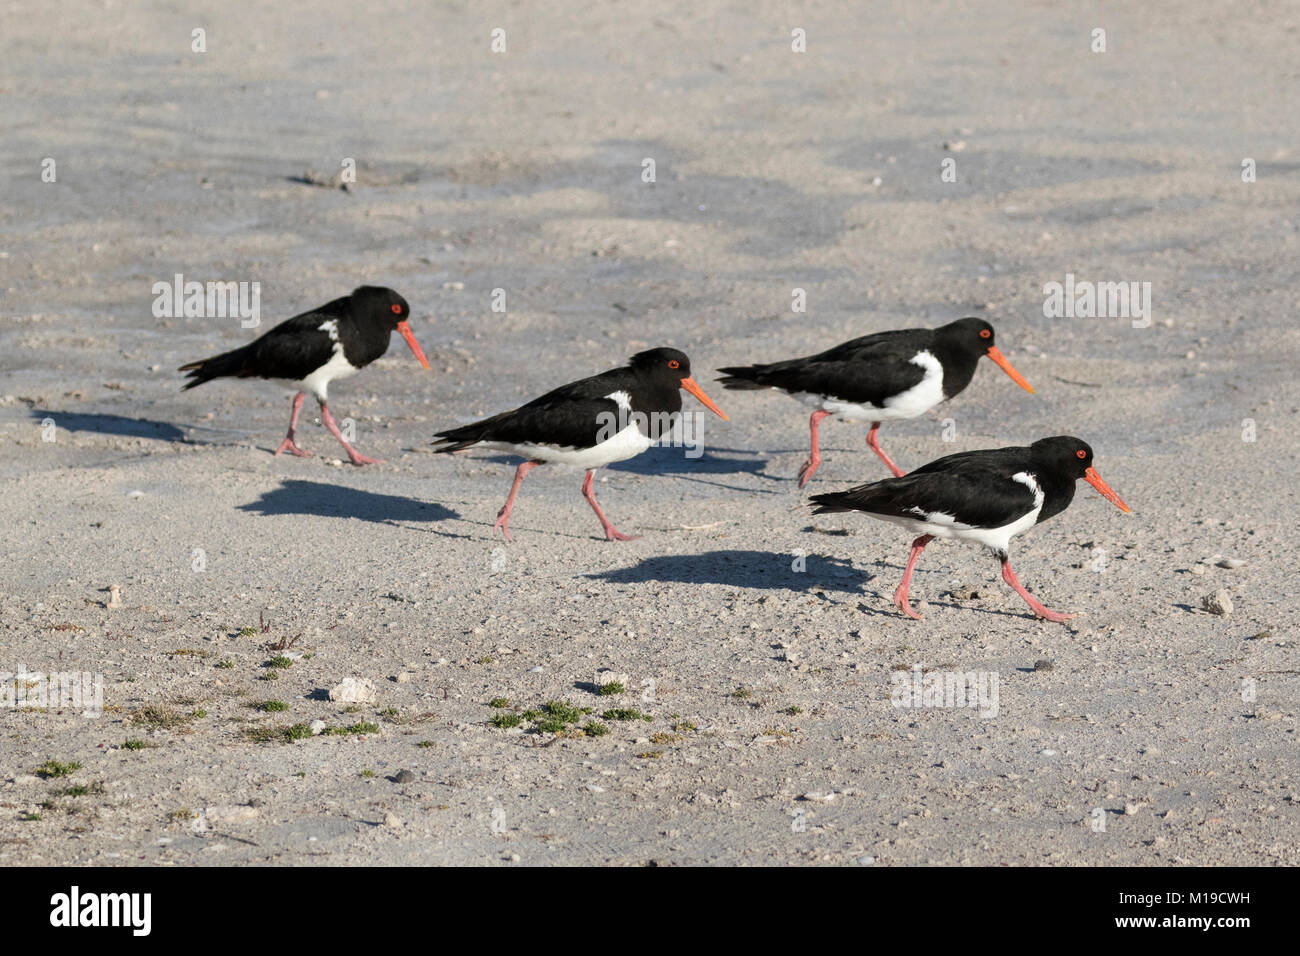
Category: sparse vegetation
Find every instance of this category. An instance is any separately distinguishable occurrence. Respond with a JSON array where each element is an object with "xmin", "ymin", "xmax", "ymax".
[
  {"xmin": 583, "ymin": 722, "xmax": 610, "ymax": 737},
  {"xmin": 129, "ymin": 705, "xmax": 192, "ymax": 730},
  {"xmin": 491, "ymin": 712, "xmax": 523, "ymax": 728},
  {"xmin": 121, "ymin": 739, "xmax": 153, "ymax": 751},
  {"xmin": 601, "ymin": 708, "xmax": 653, "ymax": 722},
  {"xmin": 36, "ymin": 760, "xmax": 81, "ymax": 779},
  {"xmin": 597, "ymin": 681, "xmax": 625, "ymax": 696},
  {"xmin": 58, "ymin": 781, "xmax": 105, "ymax": 797},
  {"xmin": 488, "ymin": 697, "xmax": 510, "ymax": 708},
  {"xmin": 256, "ymin": 700, "xmax": 288, "ymax": 712},
  {"xmin": 266, "ymin": 655, "xmax": 293, "ymax": 669}
]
